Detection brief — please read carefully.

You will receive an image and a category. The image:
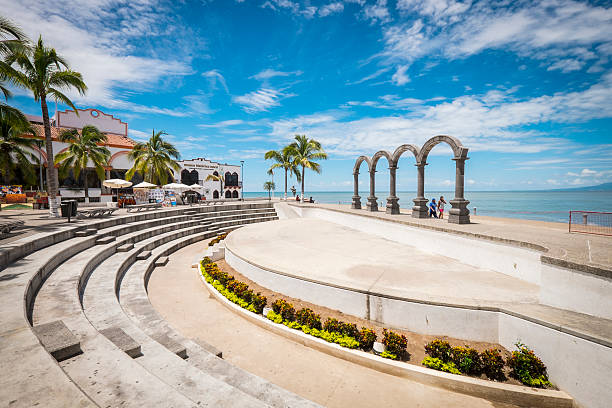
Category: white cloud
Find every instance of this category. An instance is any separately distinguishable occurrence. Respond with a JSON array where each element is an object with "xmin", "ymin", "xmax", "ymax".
[
  {"xmin": 364, "ymin": 0, "xmax": 391, "ymax": 24},
  {"xmin": 266, "ymin": 72, "xmax": 612, "ymax": 156},
  {"xmin": 202, "ymin": 70, "xmax": 229, "ymax": 93},
  {"xmin": 381, "ymin": 0, "xmax": 612, "ymax": 73},
  {"xmin": 233, "ymin": 88, "xmax": 294, "ymax": 113},
  {"xmin": 2, "ymin": 0, "xmax": 195, "ymax": 115},
  {"xmin": 581, "ymin": 168, "xmax": 597, "ymax": 176},
  {"xmin": 319, "ymin": 2, "xmax": 344, "ymax": 17},
  {"xmin": 391, "ymin": 65, "xmax": 410, "ymax": 85},
  {"xmin": 250, "ymin": 69, "xmax": 302, "ymax": 81}
]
